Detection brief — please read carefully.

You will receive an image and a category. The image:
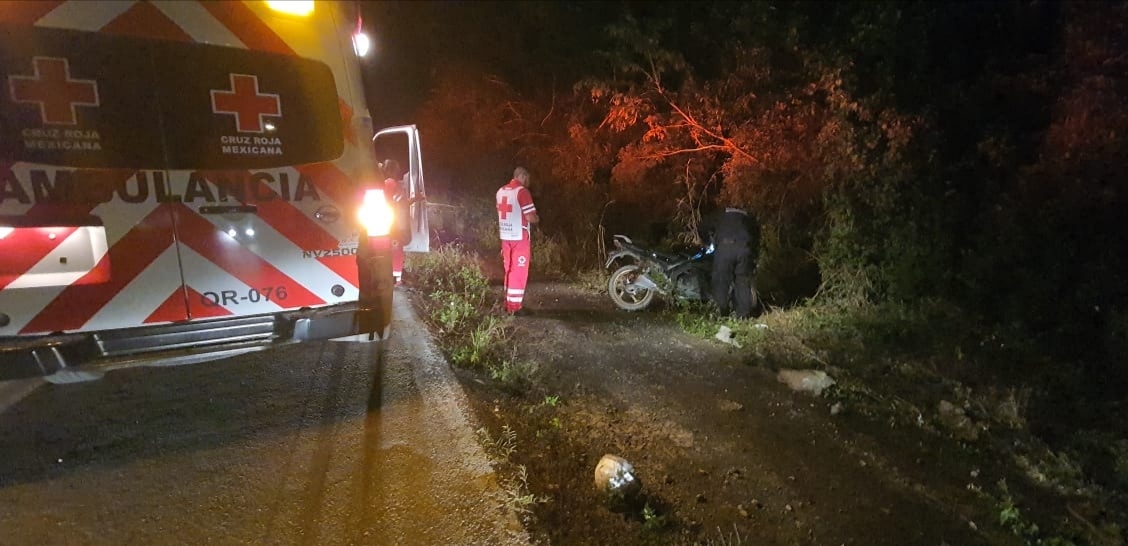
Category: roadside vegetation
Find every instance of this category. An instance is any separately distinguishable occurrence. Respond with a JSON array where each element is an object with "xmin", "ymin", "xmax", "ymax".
[{"xmin": 409, "ymin": 245, "xmax": 539, "ymax": 388}]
